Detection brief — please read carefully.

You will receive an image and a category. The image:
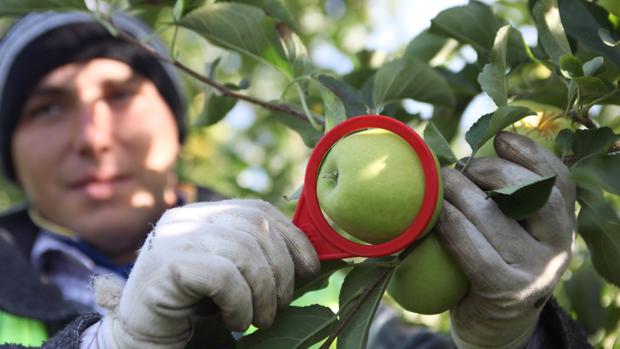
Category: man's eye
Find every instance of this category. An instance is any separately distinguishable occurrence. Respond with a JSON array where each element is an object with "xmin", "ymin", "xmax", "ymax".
[
  {"xmin": 26, "ymin": 102, "xmax": 63, "ymax": 120},
  {"xmin": 108, "ymin": 88, "xmax": 136, "ymax": 103}
]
